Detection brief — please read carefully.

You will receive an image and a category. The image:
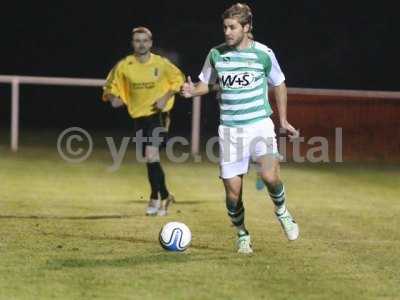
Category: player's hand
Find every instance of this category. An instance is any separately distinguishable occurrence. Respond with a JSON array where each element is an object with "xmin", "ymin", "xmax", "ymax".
[
  {"xmin": 180, "ymin": 76, "xmax": 195, "ymax": 98},
  {"xmin": 152, "ymin": 96, "xmax": 167, "ymax": 112},
  {"xmin": 110, "ymin": 97, "xmax": 124, "ymax": 108},
  {"xmin": 280, "ymin": 119, "xmax": 300, "ymax": 141}
]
